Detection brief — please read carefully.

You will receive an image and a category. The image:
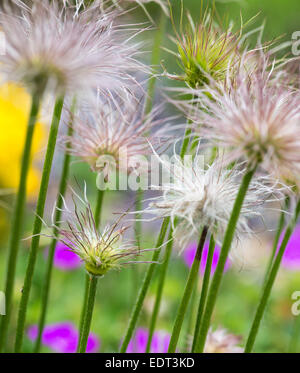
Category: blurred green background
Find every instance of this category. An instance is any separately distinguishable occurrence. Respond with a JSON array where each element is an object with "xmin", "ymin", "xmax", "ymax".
[{"xmin": 0, "ymin": 0, "xmax": 300, "ymax": 353}]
